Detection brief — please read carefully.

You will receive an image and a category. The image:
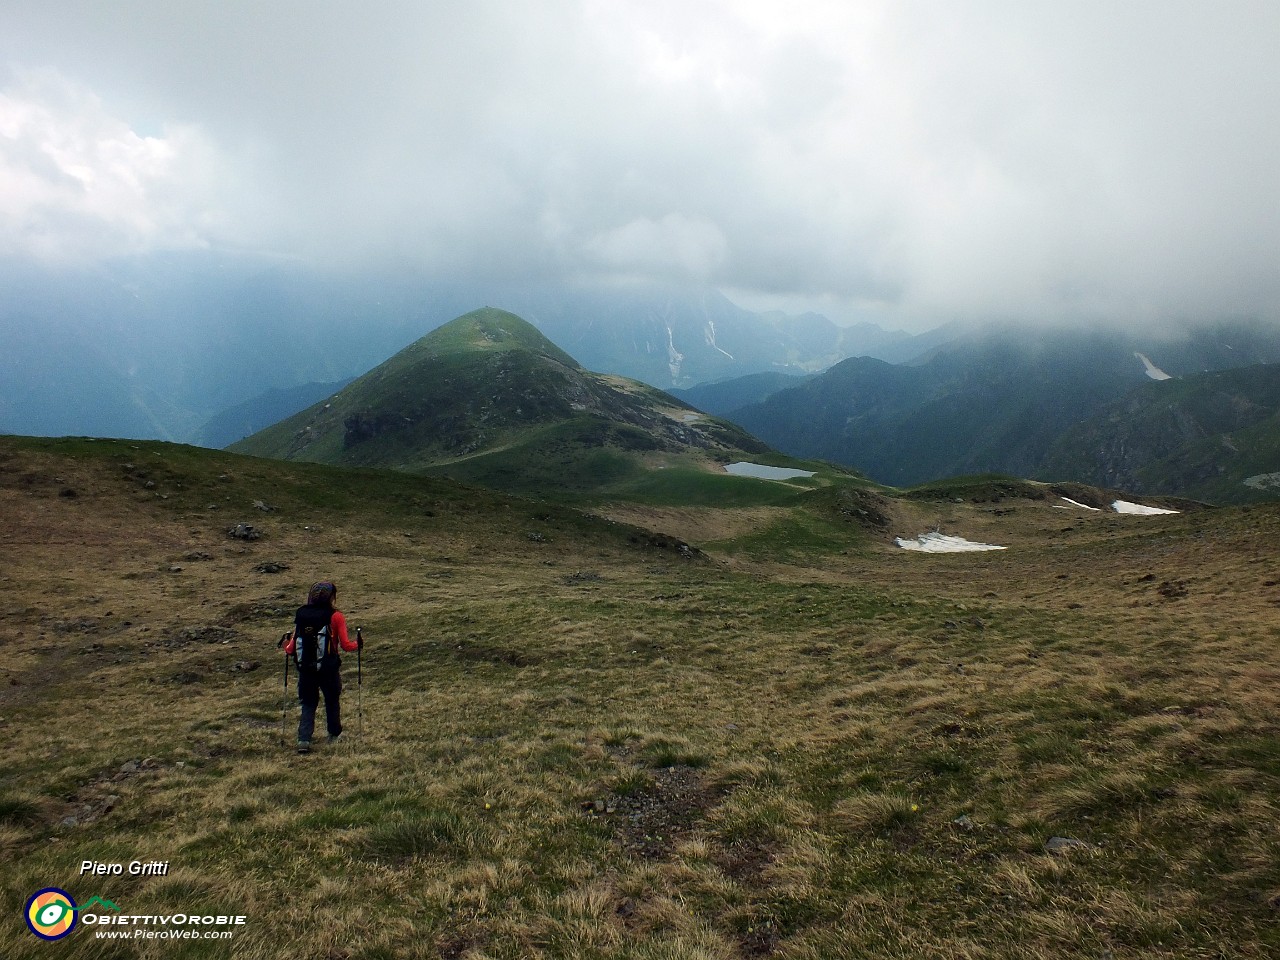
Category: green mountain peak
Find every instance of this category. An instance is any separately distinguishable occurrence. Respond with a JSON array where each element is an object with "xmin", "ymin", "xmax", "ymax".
[
  {"xmin": 417, "ymin": 307, "xmax": 581, "ymax": 369},
  {"xmin": 231, "ymin": 307, "xmax": 773, "ymax": 497}
]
